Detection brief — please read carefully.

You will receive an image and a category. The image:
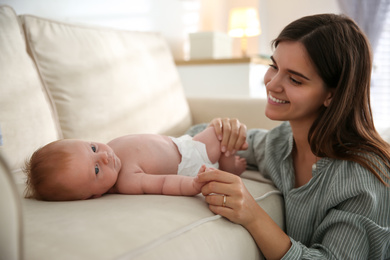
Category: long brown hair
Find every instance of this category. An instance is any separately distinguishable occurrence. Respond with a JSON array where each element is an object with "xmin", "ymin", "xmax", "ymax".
[{"xmin": 273, "ymin": 14, "xmax": 390, "ymax": 185}]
